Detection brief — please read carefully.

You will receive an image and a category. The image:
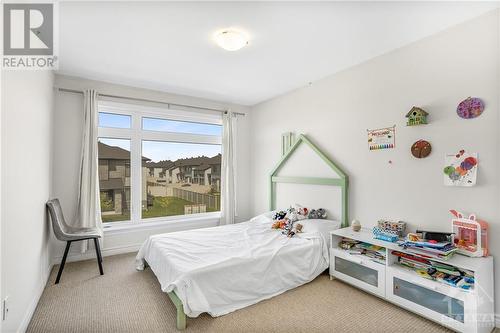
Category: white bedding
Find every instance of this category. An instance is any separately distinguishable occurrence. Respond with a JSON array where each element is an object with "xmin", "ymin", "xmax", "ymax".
[{"xmin": 136, "ymin": 214, "xmax": 340, "ymax": 317}]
